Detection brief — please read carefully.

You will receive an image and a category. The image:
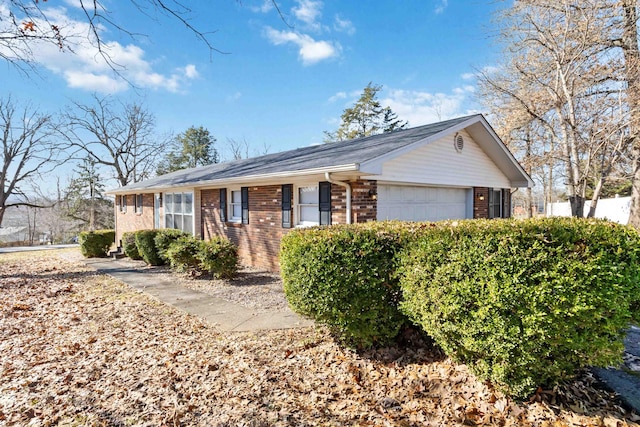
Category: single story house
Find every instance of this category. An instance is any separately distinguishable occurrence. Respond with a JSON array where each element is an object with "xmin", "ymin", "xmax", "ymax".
[{"xmin": 107, "ymin": 114, "xmax": 533, "ymax": 271}]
